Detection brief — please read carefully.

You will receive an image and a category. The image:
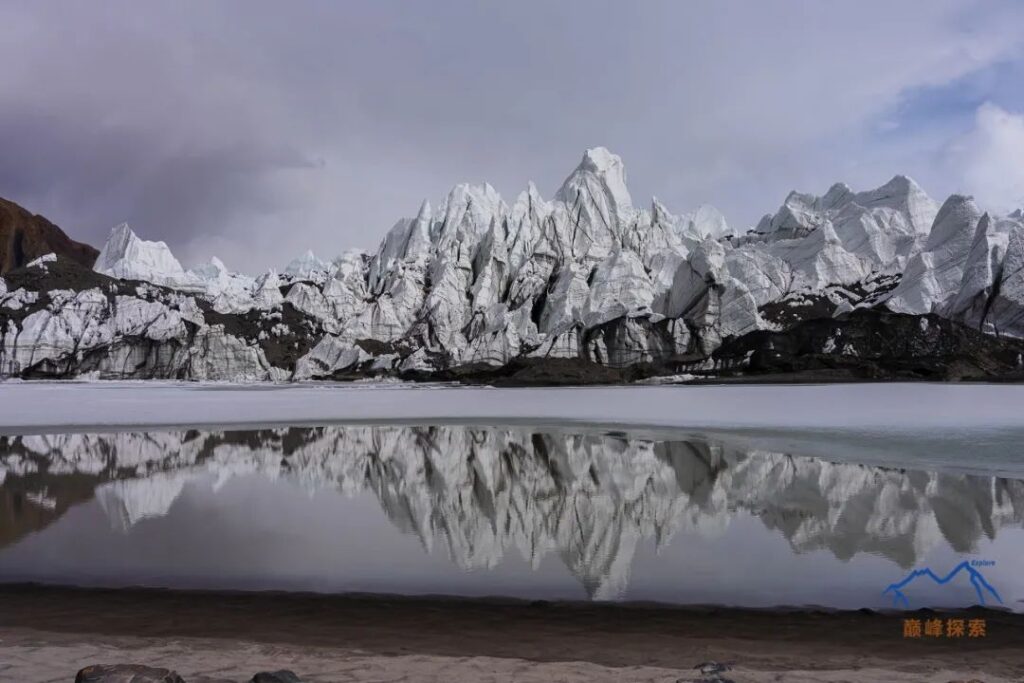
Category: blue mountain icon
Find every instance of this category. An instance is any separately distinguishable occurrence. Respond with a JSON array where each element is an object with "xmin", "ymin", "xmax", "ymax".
[{"xmin": 883, "ymin": 561, "xmax": 1002, "ymax": 608}]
